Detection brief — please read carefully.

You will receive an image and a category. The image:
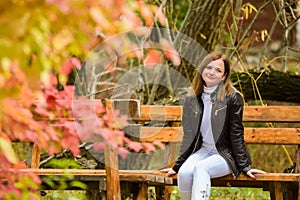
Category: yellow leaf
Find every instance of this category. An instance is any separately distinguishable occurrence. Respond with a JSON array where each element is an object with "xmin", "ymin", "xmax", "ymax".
[
  {"xmin": 200, "ymin": 33, "xmax": 207, "ymax": 39},
  {"xmin": 248, "ymin": 3, "xmax": 258, "ymax": 13},
  {"xmin": 261, "ymin": 29, "xmax": 268, "ymax": 41},
  {"xmin": 0, "ymin": 137, "xmax": 18, "ymax": 164},
  {"xmin": 52, "ymin": 29, "xmax": 74, "ymax": 51},
  {"xmin": 261, "ymin": 30, "xmax": 265, "ymax": 41},
  {"xmin": 245, "ymin": 6, "xmax": 249, "ymax": 20},
  {"xmin": 242, "ymin": 3, "xmax": 257, "ymax": 20}
]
